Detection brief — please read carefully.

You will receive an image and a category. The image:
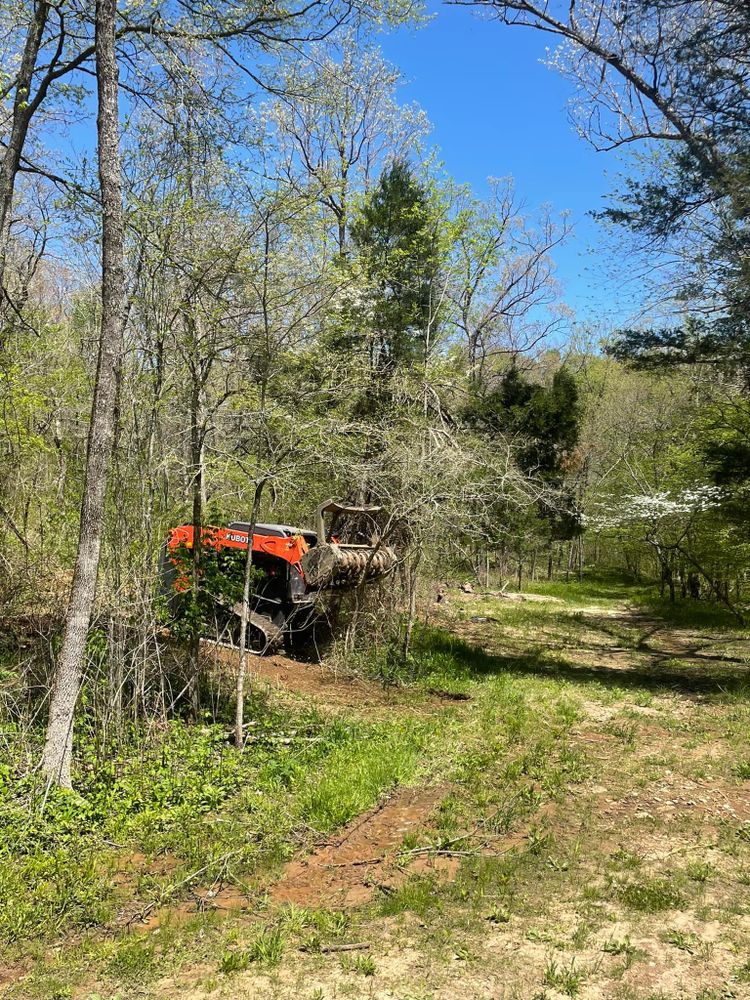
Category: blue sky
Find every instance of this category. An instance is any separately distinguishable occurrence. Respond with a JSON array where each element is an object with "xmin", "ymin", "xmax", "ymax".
[
  {"xmin": 55, "ymin": 6, "xmax": 633, "ymax": 326},
  {"xmin": 380, "ymin": 6, "xmax": 631, "ymax": 326}
]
